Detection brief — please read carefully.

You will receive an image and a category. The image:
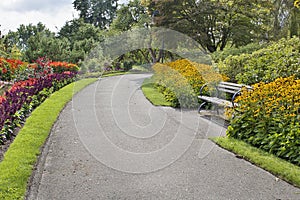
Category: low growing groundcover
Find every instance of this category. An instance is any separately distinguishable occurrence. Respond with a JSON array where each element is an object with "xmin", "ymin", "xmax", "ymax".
[{"xmin": 0, "ymin": 78, "xmax": 97, "ymax": 200}]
